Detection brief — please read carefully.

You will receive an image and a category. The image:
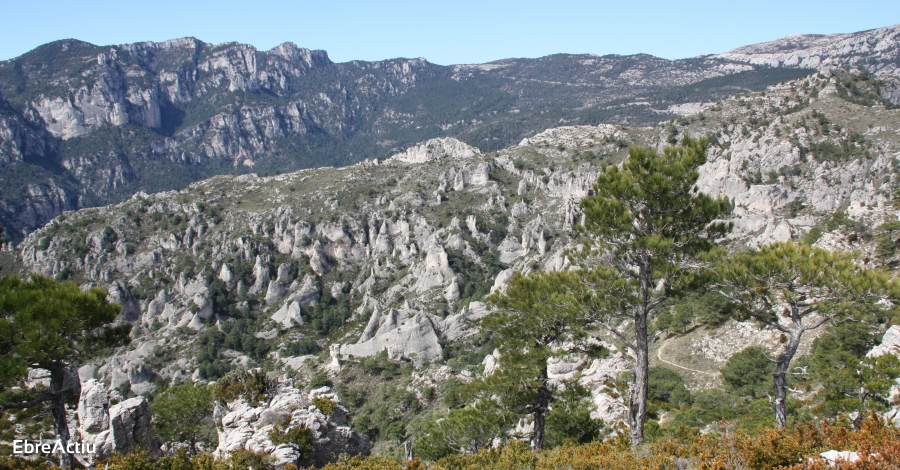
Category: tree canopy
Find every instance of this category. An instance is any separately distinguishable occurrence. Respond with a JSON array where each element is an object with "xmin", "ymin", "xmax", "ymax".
[
  {"xmin": 477, "ymin": 270, "xmax": 588, "ymax": 451},
  {"xmin": 152, "ymin": 382, "xmax": 217, "ymax": 453}
]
